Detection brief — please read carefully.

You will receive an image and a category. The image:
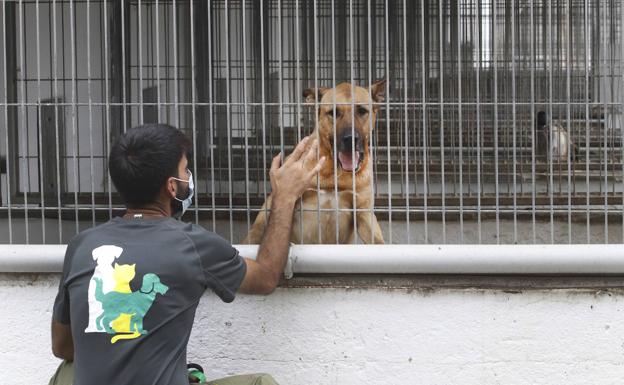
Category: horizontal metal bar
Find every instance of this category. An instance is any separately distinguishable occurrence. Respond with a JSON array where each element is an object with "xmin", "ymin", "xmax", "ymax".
[
  {"xmin": 0, "ymin": 101, "xmax": 622, "ymax": 107},
  {"xmin": 3, "ymin": 244, "xmax": 624, "ymax": 275}
]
